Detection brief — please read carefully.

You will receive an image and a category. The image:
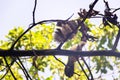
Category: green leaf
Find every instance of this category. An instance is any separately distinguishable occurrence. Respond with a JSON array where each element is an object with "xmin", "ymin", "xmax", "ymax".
[{"xmin": 46, "ymin": 76, "xmax": 53, "ymax": 80}]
